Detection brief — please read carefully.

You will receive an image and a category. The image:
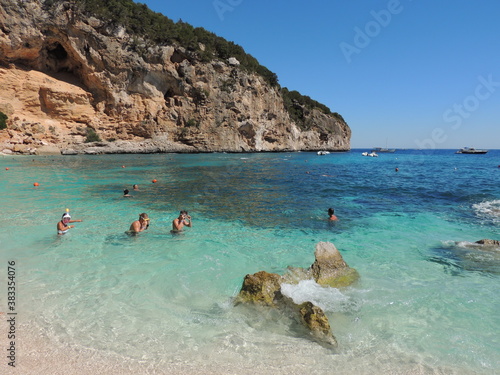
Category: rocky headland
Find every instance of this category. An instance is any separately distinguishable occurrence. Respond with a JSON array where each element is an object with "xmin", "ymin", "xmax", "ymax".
[{"xmin": 0, "ymin": 0, "xmax": 351, "ymax": 155}]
